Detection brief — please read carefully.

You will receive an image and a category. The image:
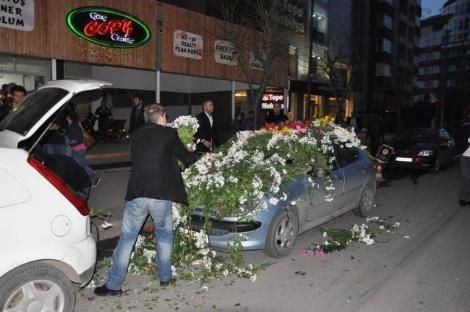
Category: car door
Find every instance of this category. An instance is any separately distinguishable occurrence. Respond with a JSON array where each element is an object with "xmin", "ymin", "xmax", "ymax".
[
  {"xmin": 336, "ymin": 148, "xmax": 367, "ymax": 211},
  {"xmin": 305, "ymin": 162, "xmax": 345, "ymax": 223}
]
